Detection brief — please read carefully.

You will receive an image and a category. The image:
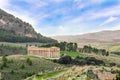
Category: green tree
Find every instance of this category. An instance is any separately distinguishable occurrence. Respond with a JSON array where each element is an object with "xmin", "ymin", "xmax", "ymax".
[
  {"xmin": 2, "ymin": 55, "xmax": 7, "ymax": 62},
  {"xmin": 10, "ymin": 70, "xmax": 15, "ymax": 74},
  {"xmin": 1, "ymin": 56, "xmax": 8, "ymax": 68},
  {"xmin": 58, "ymin": 56, "xmax": 72, "ymax": 64},
  {"xmin": 73, "ymin": 43, "xmax": 78, "ymax": 51},
  {"xmin": 21, "ymin": 64, "xmax": 25, "ymax": 69},
  {"xmin": 116, "ymin": 71, "xmax": 120, "ymax": 80},
  {"xmin": 26, "ymin": 58, "xmax": 32, "ymax": 66}
]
